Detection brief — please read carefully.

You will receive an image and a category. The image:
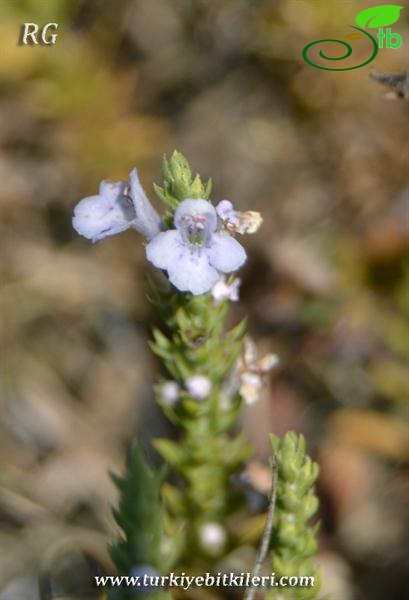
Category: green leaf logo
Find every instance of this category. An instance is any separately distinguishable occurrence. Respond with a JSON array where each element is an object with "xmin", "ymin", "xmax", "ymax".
[{"xmin": 355, "ymin": 5, "xmax": 403, "ymax": 29}]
